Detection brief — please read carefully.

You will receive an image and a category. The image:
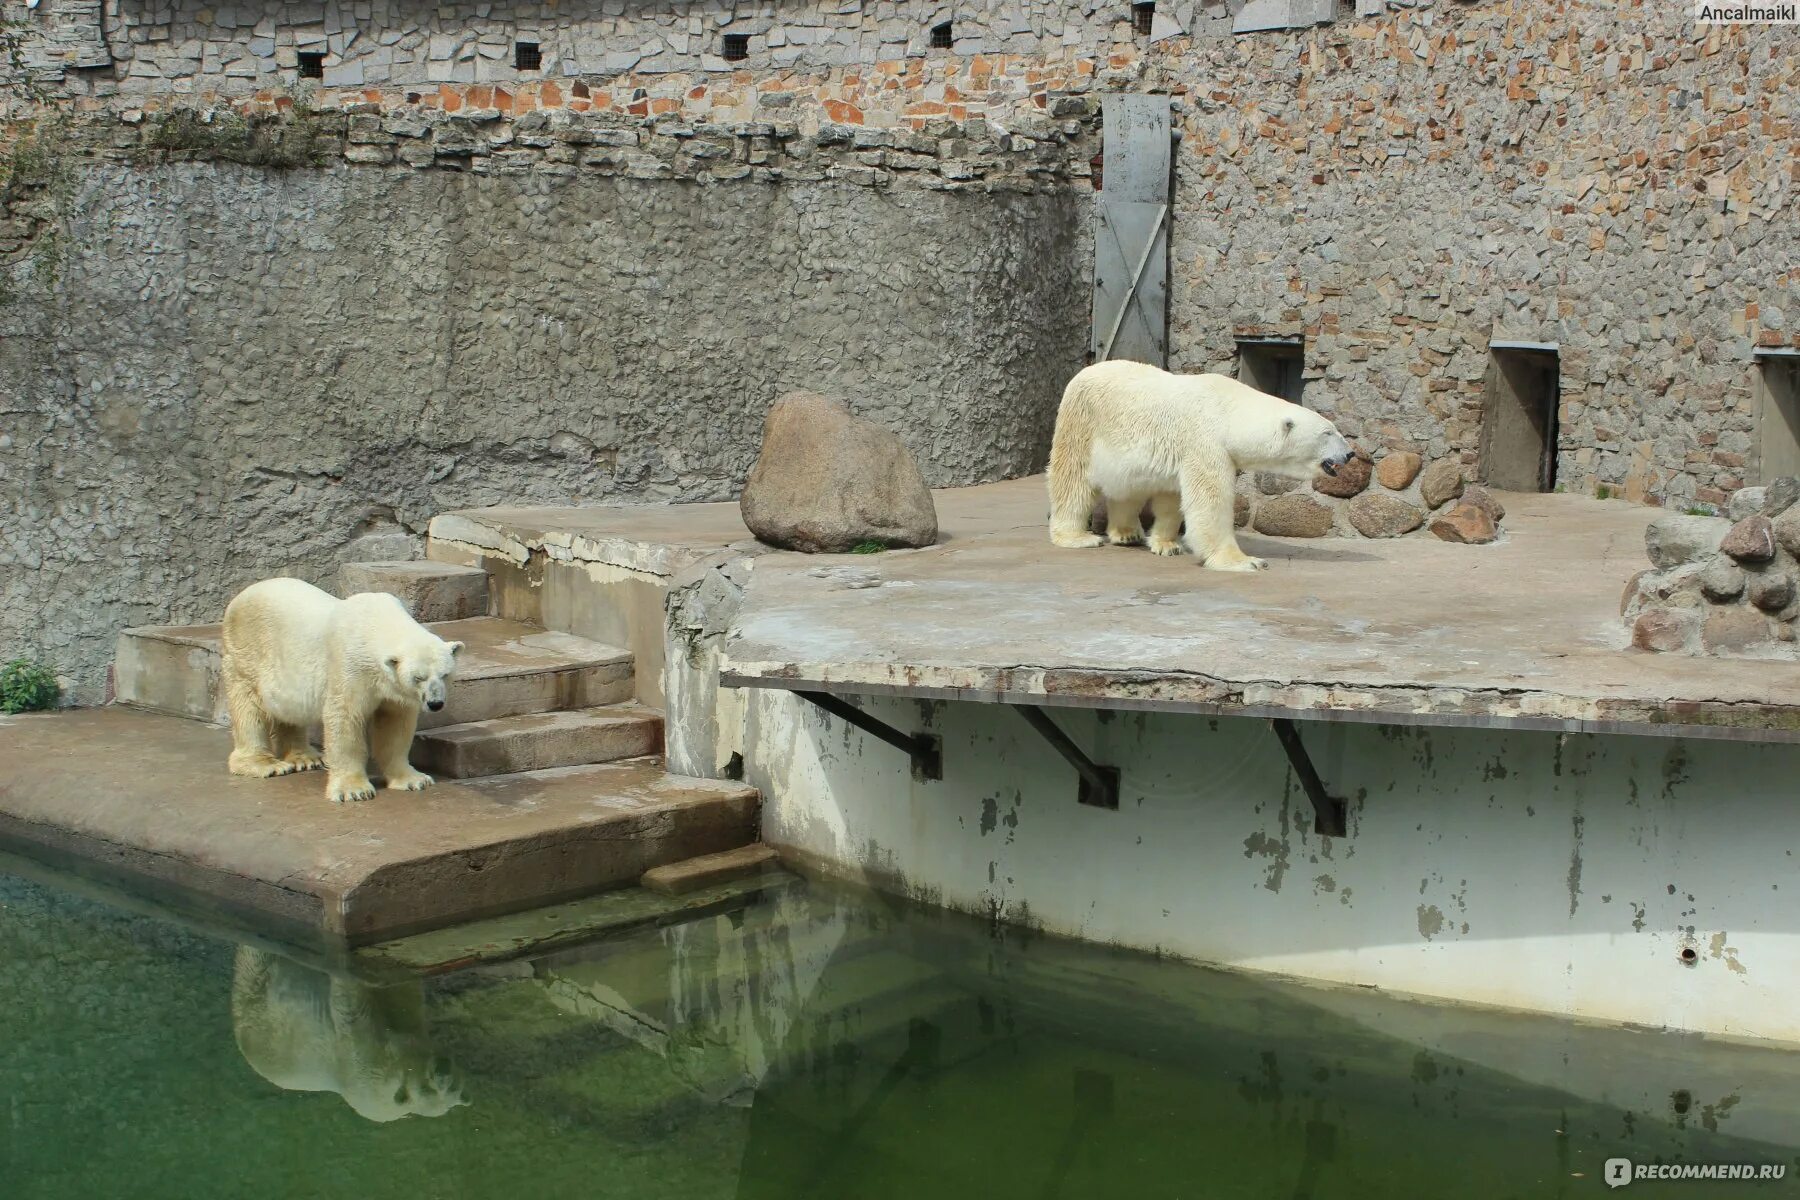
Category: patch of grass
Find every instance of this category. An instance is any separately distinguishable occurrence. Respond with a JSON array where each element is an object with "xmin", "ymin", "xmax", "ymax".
[
  {"xmin": 1682, "ymin": 504, "xmax": 1716, "ymax": 517},
  {"xmin": 1594, "ymin": 484, "xmax": 1615, "ymax": 500},
  {"xmin": 0, "ymin": 658, "xmax": 59, "ymax": 713},
  {"xmin": 849, "ymin": 540, "xmax": 888, "ymax": 554},
  {"xmin": 142, "ymin": 108, "xmax": 338, "ymax": 170}
]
